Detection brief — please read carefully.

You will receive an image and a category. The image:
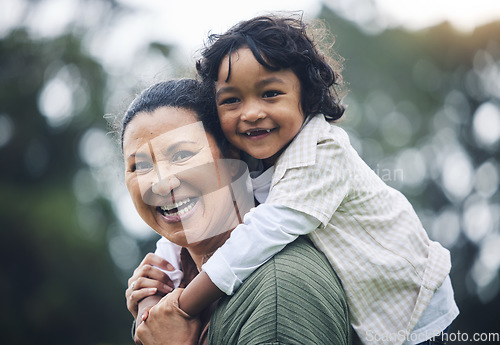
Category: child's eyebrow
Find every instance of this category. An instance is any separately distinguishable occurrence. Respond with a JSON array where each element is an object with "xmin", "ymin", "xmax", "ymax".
[
  {"xmin": 216, "ymin": 86, "xmax": 238, "ymax": 99},
  {"xmin": 216, "ymin": 76, "xmax": 286, "ymax": 99},
  {"xmin": 255, "ymin": 76, "xmax": 285, "ymax": 88}
]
